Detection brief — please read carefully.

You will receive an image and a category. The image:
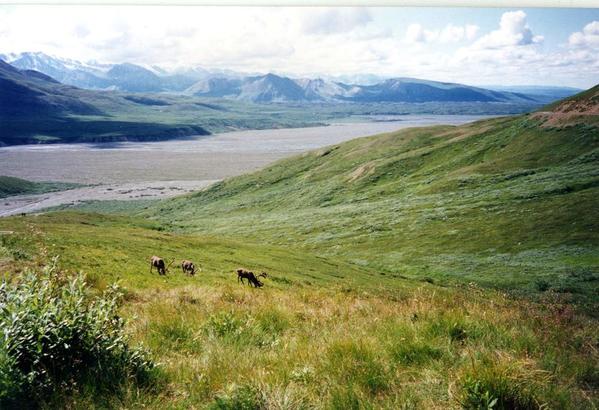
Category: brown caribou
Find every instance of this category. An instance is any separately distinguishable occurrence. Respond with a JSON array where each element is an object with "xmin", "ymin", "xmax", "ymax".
[
  {"xmin": 181, "ymin": 260, "xmax": 199, "ymax": 276},
  {"xmin": 150, "ymin": 256, "xmax": 174, "ymax": 275},
  {"xmin": 236, "ymin": 269, "xmax": 267, "ymax": 287}
]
